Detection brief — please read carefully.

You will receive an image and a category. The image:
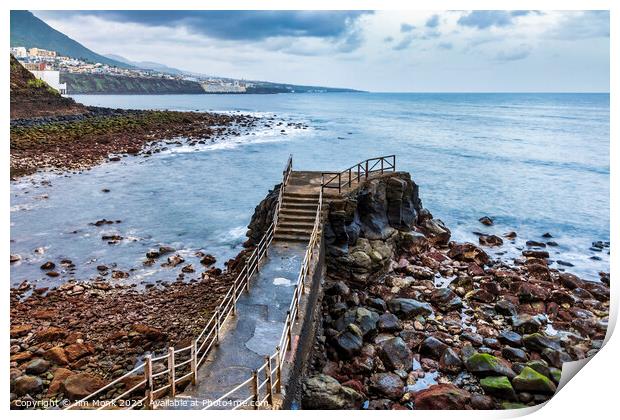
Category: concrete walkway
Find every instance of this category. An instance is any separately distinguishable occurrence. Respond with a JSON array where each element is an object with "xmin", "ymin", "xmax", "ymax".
[{"xmin": 165, "ymin": 242, "xmax": 305, "ymax": 409}]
